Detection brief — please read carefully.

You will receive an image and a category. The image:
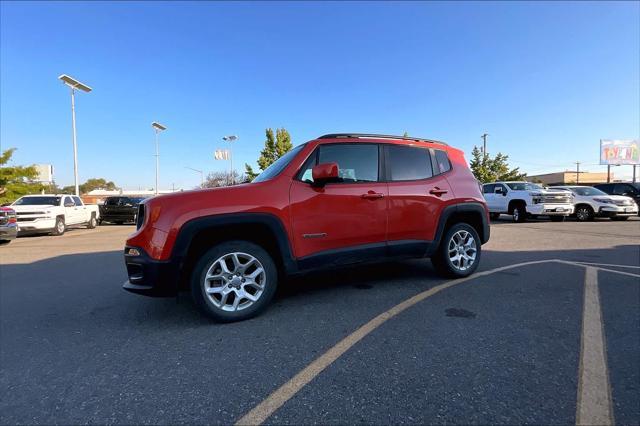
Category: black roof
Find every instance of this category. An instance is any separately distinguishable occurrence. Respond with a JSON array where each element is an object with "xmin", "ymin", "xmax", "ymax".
[{"xmin": 317, "ymin": 133, "xmax": 448, "ymax": 146}]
